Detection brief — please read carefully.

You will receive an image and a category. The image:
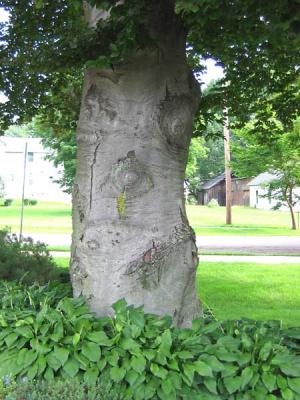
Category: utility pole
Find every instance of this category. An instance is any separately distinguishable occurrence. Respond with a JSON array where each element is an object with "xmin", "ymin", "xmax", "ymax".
[
  {"xmin": 19, "ymin": 141, "xmax": 28, "ymax": 242},
  {"xmin": 224, "ymin": 109, "xmax": 232, "ymax": 225}
]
